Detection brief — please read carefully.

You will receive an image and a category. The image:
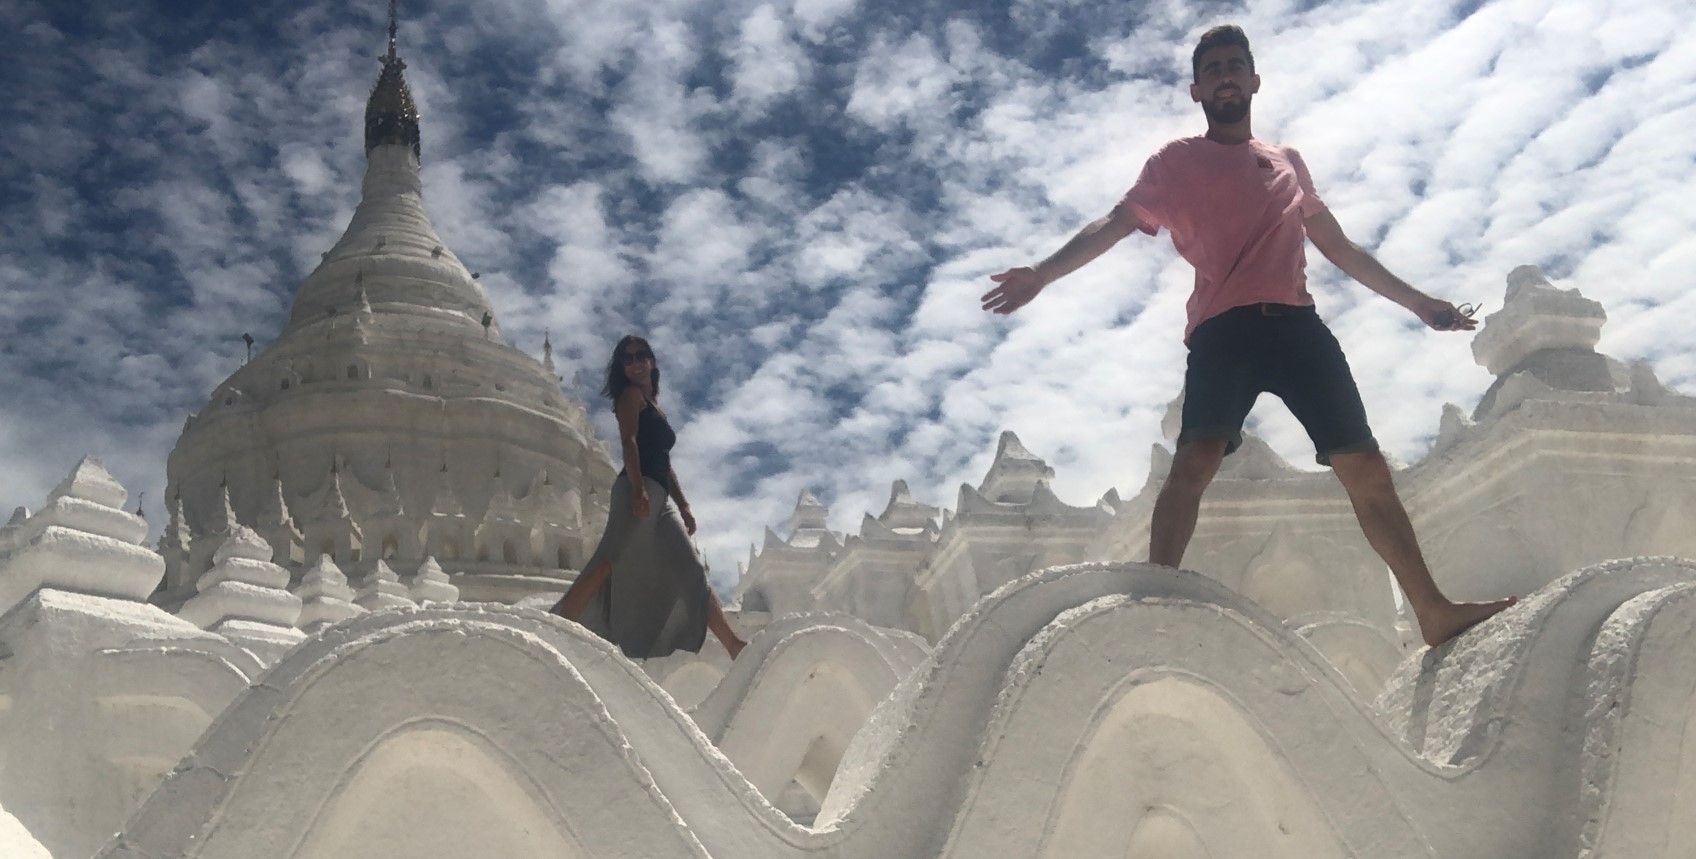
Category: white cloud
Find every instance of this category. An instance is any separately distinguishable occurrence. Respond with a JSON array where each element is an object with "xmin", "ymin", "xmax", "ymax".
[
  {"xmin": 654, "ymin": 189, "xmax": 760, "ymax": 288},
  {"xmin": 736, "ymin": 139, "xmax": 808, "ymax": 209},
  {"xmin": 845, "ymin": 33, "xmax": 962, "ymax": 130},
  {"xmin": 790, "ymin": 0, "xmax": 860, "ymax": 41},
  {"xmin": 527, "ymin": 182, "xmax": 638, "ymax": 293},
  {"xmin": 730, "ymin": 5, "xmax": 811, "ymax": 108},
  {"xmin": 791, "ymin": 188, "xmax": 925, "ymax": 287},
  {"xmin": 609, "ymin": 20, "xmax": 717, "ymax": 185}
]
